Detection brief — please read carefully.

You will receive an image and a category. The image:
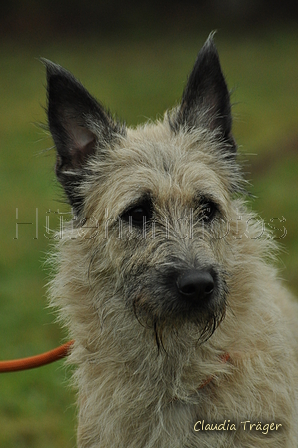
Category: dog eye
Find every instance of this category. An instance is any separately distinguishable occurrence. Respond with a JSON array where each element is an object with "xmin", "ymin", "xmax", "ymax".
[
  {"xmin": 121, "ymin": 201, "xmax": 153, "ymax": 227},
  {"xmin": 200, "ymin": 200, "xmax": 217, "ymax": 223}
]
